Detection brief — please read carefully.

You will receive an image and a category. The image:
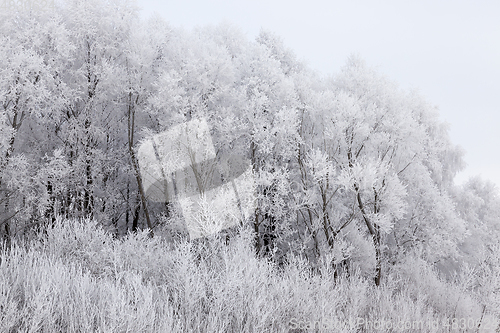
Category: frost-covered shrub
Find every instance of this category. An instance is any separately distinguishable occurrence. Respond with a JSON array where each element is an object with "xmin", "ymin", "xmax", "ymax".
[{"xmin": 3, "ymin": 218, "xmax": 497, "ymax": 332}]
